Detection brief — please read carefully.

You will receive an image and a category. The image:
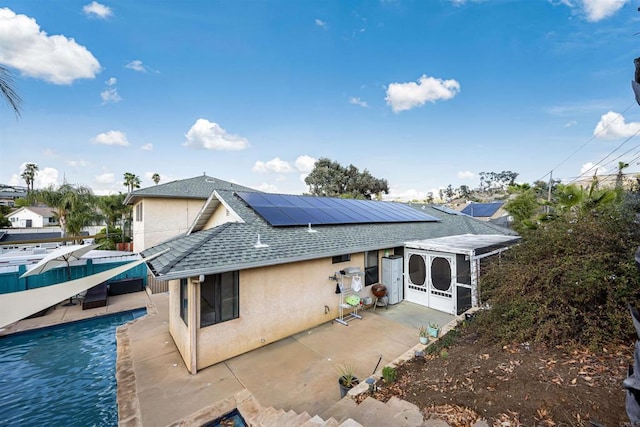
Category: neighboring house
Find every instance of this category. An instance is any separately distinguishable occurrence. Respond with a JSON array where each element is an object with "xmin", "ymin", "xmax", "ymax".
[
  {"xmin": 460, "ymin": 201, "xmax": 506, "ymax": 221},
  {"xmin": 124, "ymin": 175, "xmax": 256, "ymax": 252},
  {"xmin": 8, "ymin": 207, "xmax": 57, "ymax": 228},
  {"xmin": 140, "ymin": 178, "xmax": 519, "ymax": 374},
  {"xmin": 0, "ymin": 185, "xmax": 27, "ymax": 207}
]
